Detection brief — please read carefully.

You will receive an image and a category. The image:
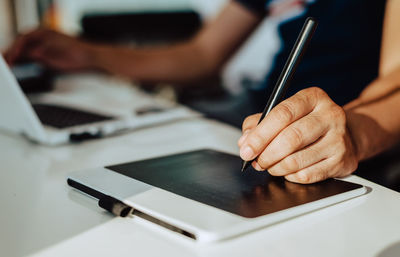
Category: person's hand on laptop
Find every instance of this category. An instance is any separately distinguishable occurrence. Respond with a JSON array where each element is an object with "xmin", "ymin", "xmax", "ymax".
[
  {"xmin": 4, "ymin": 29, "xmax": 97, "ymax": 72},
  {"xmin": 238, "ymin": 87, "xmax": 359, "ymax": 184}
]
